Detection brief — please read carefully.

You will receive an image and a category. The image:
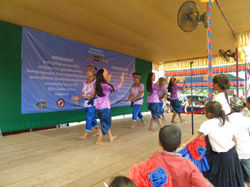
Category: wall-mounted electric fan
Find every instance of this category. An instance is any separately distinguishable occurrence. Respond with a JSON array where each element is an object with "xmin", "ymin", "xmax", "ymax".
[
  {"xmin": 178, "ymin": 1, "xmax": 208, "ymax": 32},
  {"xmin": 219, "ymin": 49, "xmax": 236, "ymax": 61}
]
